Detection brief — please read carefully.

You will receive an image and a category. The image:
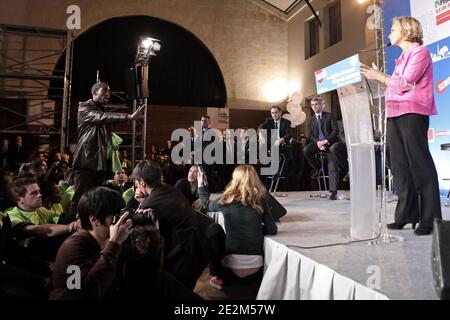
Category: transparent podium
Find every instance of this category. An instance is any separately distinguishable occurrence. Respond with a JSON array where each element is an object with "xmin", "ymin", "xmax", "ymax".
[
  {"xmin": 337, "ymin": 81, "xmax": 378, "ymax": 240},
  {"xmin": 316, "ymin": 54, "xmax": 401, "ymax": 243},
  {"xmin": 338, "ymin": 79, "xmax": 401, "ymax": 244}
]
